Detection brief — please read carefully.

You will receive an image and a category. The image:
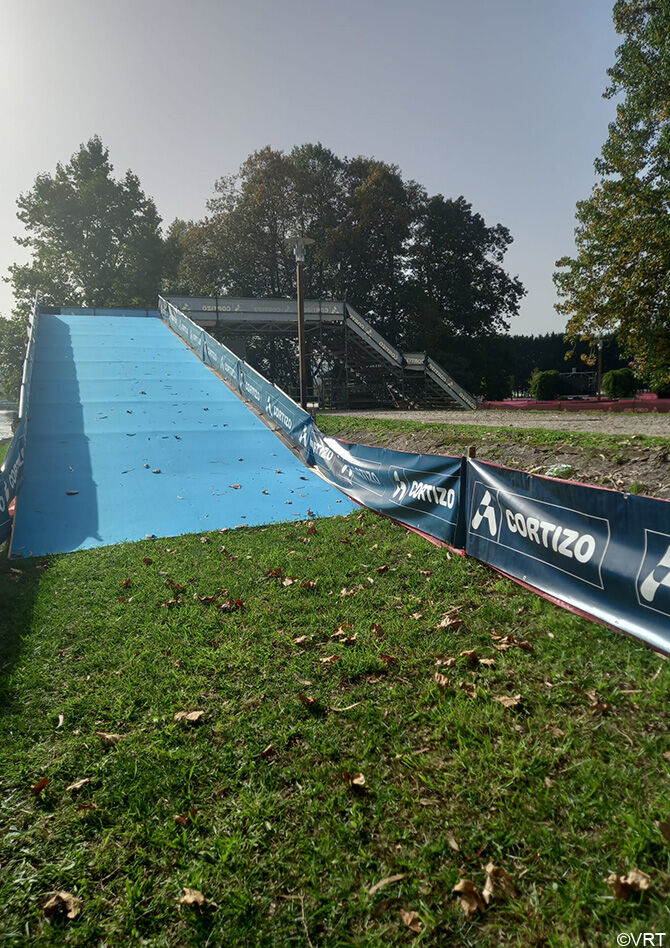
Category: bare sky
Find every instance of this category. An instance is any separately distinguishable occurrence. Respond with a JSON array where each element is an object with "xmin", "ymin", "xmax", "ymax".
[{"xmin": 0, "ymin": 0, "xmax": 618, "ymax": 335}]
